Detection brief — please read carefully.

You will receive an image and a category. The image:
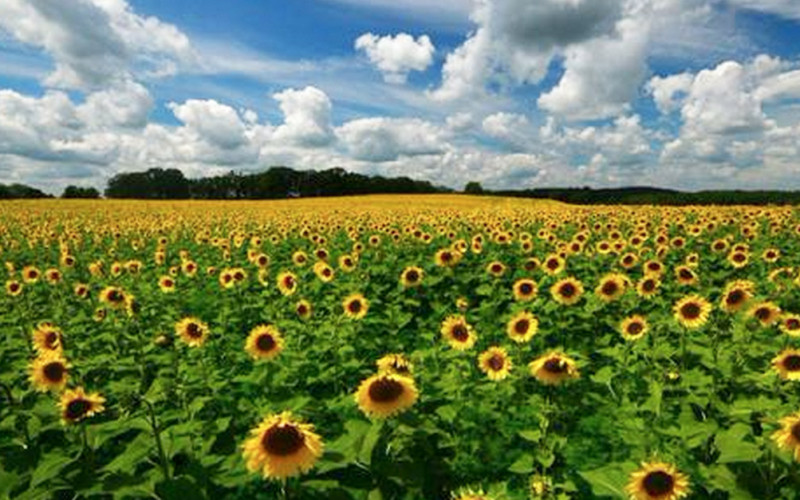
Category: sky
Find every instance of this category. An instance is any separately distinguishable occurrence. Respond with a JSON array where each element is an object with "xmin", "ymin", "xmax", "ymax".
[{"xmin": 1, "ymin": 0, "xmax": 800, "ymax": 194}]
